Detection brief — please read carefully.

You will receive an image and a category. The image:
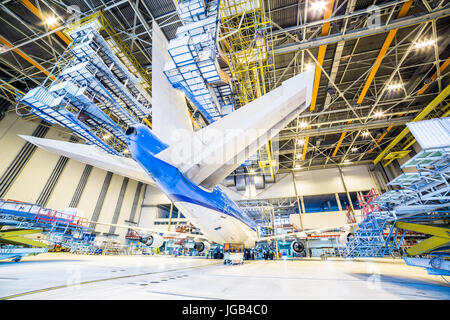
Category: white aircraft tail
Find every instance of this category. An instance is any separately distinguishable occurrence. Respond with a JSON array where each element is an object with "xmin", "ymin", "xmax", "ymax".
[
  {"xmin": 151, "ymin": 22, "xmax": 193, "ymax": 146},
  {"xmin": 155, "ymin": 70, "xmax": 315, "ymax": 189}
]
